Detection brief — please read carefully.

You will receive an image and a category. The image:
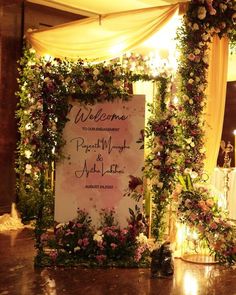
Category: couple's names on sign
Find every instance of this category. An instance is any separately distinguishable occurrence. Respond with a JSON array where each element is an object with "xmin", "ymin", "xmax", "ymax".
[
  {"xmin": 71, "ymin": 107, "xmax": 130, "ymax": 182},
  {"xmin": 55, "ymin": 95, "xmax": 145, "ymax": 224}
]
